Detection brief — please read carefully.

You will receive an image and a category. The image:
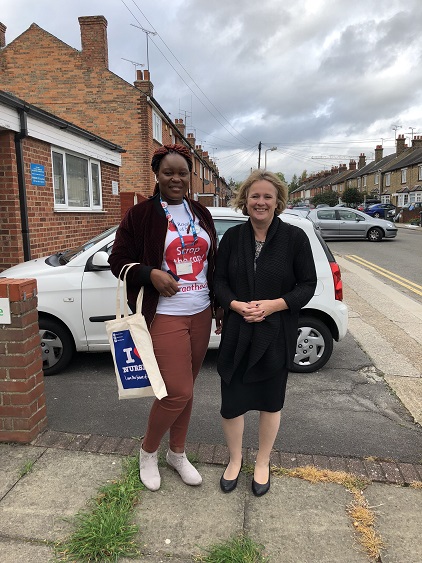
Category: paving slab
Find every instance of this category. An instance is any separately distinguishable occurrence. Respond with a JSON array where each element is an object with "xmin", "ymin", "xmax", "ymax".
[
  {"xmin": 0, "ymin": 538, "xmax": 54, "ymax": 563},
  {"xmin": 365, "ymin": 482, "xmax": 422, "ymax": 563},
  {"xmin": 0, "ymin": 449, "xmax": 123, "ymax": 543},
  {"xmin": 0, "ymin": 444, "xmax": 45, "ymax": 500},
  {"xmin": 245, "ymin": 476, "xmax": 368, "ymax": 563},
  {"xmin": 132, "ymin": 464, "xmax": 244, "ymax": 560}
]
